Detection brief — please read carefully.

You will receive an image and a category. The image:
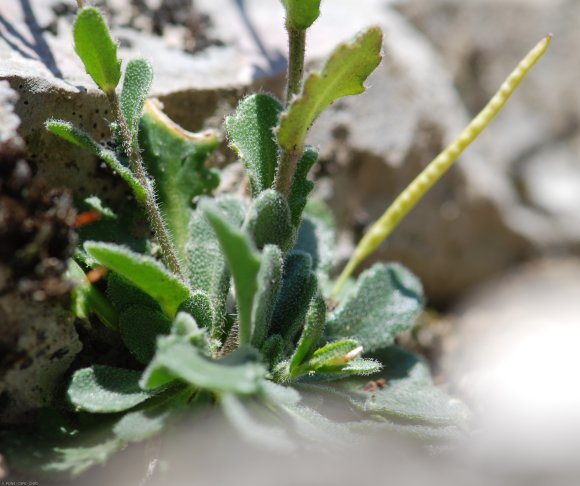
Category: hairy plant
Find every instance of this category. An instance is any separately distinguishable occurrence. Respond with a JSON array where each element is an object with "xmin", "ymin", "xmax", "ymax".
[{"xmin": 0, "ymin": 1, "xmax": 550, "ymax": 478}]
